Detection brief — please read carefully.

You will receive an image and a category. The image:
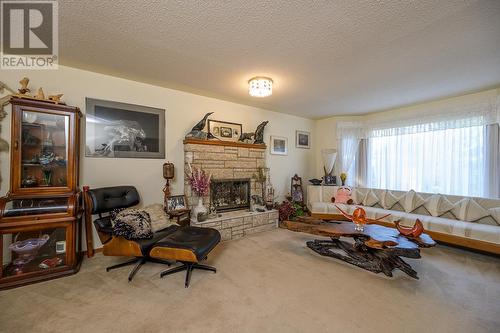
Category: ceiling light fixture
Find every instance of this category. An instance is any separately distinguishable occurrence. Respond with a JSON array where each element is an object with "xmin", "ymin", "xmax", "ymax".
[{"xmin": 248, "ymin": 76, "xmax": 273, "ymax": 97}]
